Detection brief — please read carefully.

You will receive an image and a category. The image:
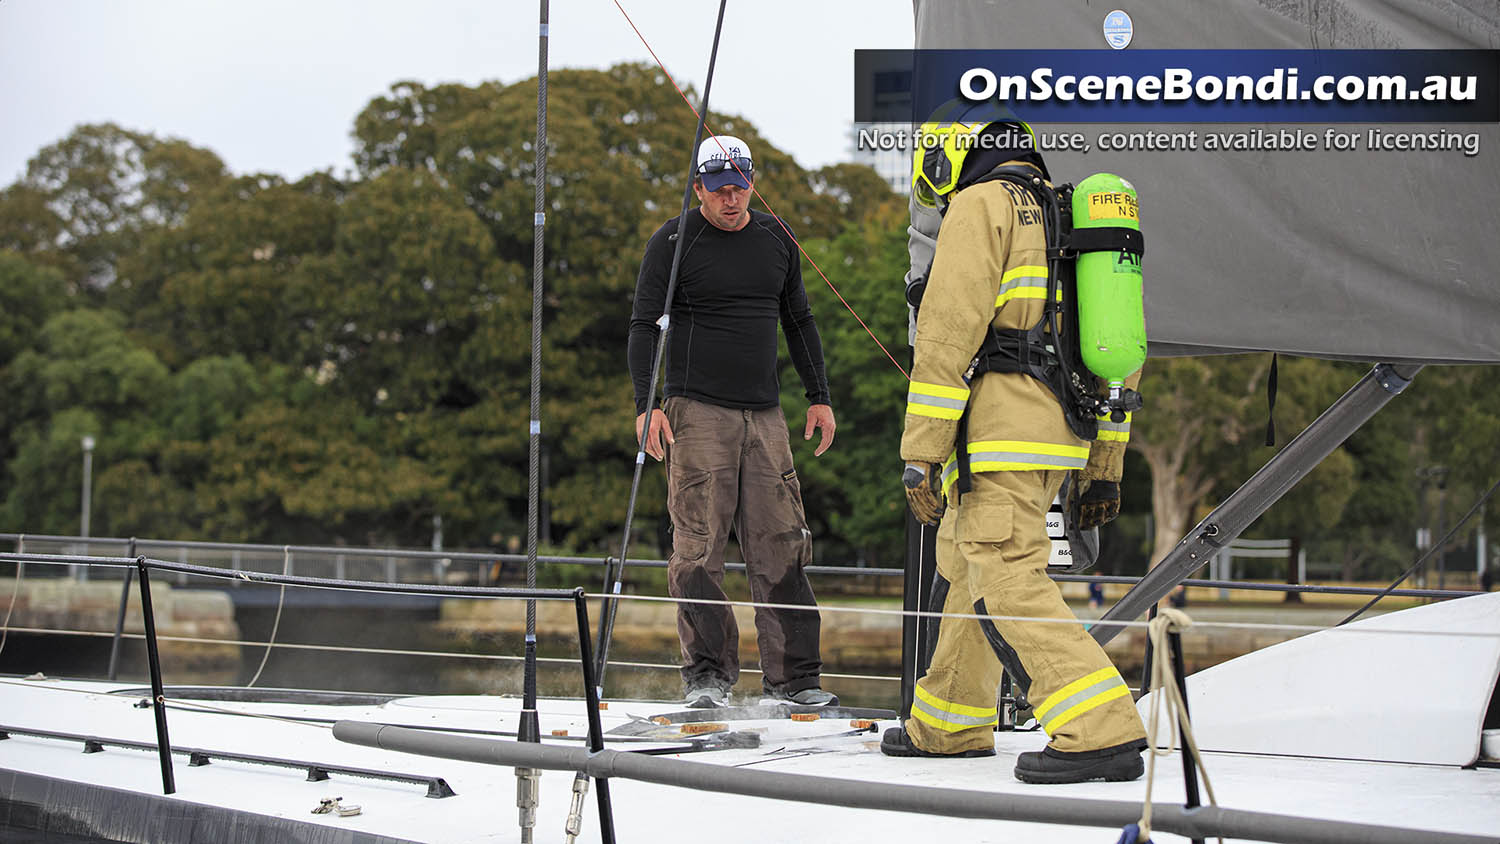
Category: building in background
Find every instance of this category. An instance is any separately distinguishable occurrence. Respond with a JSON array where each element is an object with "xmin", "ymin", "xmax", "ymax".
[{"xmin": 850, "ymin": 122, "xmax": 910, "ymax": 193}]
